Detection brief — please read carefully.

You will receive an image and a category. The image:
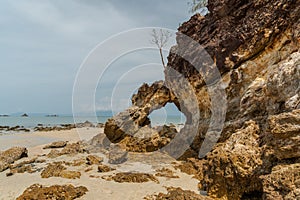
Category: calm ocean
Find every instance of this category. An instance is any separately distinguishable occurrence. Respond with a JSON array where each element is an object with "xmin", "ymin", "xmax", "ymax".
[{"xmin": 0, "ymin": 115, "xmax": 185, "ymax": 128}]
